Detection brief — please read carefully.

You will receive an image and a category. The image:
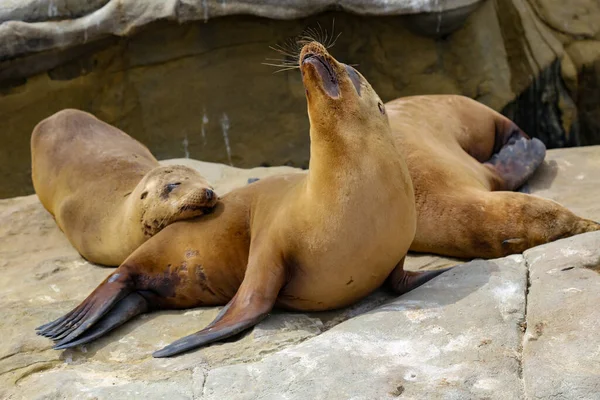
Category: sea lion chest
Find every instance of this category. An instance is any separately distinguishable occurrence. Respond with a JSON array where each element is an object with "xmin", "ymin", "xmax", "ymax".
[{"xmin": 276, "ymin": 167, "xmax": 415, "ymax": 311}]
